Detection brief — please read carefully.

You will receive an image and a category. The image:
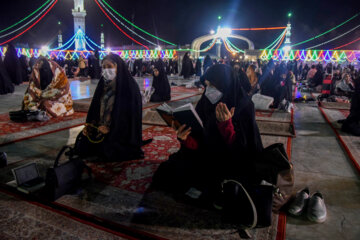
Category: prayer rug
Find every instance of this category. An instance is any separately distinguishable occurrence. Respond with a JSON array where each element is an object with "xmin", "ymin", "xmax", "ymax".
[
  {"xmin": 319, "ymin": 107, "xmax": 360, "ymax": 174},
  {"xmin": 257, "ymin": 121, "xmax": 295, "ymax": 137},
  {"xmin": 319, "ymin": 101, "xmax": 351, "ymax": 110},
  {"xmin": 0, "ymin": 112, "xmax": 86, "ymax": 146},
  {"xmin": 255, "ymin": 109, "xmax": 292, "ymax": 123},
  {"xmin": 0, "ymin": 190, "xmax": 129, "ymax": 240}
]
